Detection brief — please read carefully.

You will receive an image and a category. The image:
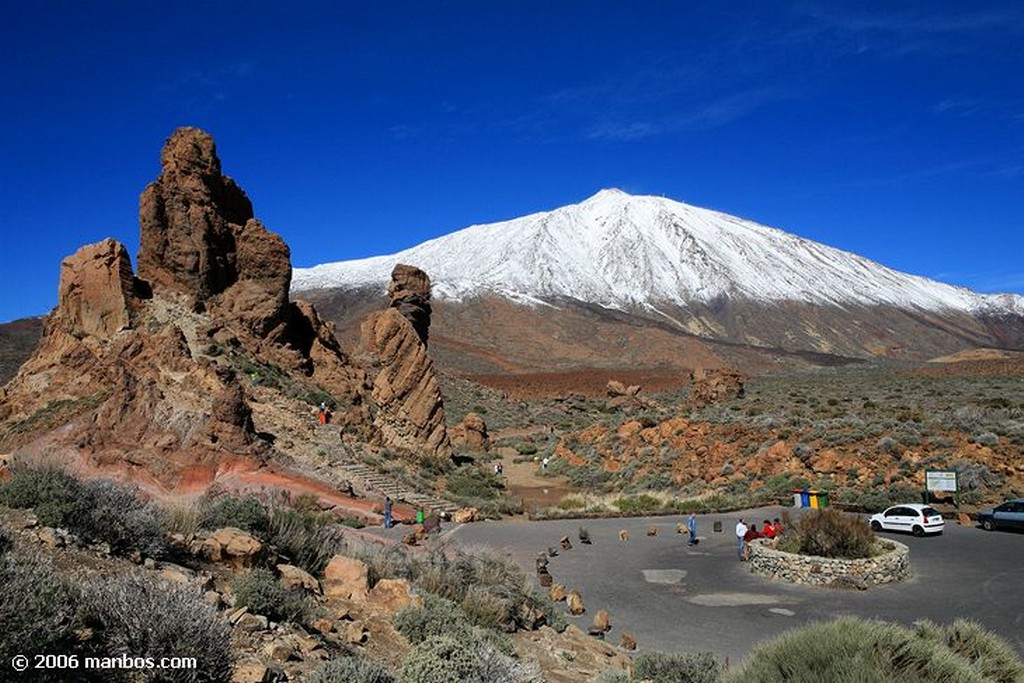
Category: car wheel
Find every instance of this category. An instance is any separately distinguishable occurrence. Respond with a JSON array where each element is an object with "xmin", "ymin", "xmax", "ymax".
[
  {"xmin": 912, "ymin": 525, "xmax": 925, "ymax": 537},
  {"xmin": 870, "ymin": 521, "xmax": 882, "ymax": 531},
  {"xmin": 982, "ymin": 519, "xmax": 994, "ymax": 531}
]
